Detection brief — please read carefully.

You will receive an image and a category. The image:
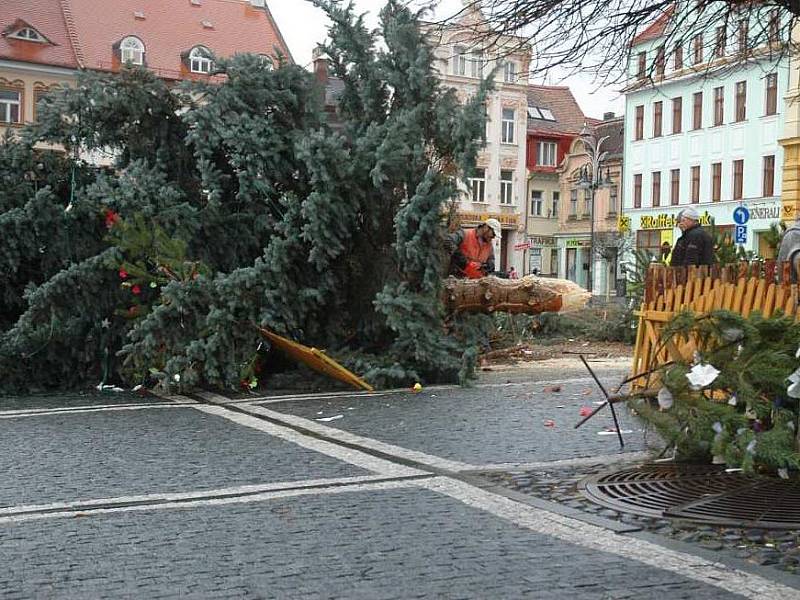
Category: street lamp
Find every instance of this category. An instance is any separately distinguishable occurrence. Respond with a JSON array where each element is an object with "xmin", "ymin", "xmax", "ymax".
[{"xmin": 576, "ymin": 123, "xmax": 614, "ymax": 294}]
